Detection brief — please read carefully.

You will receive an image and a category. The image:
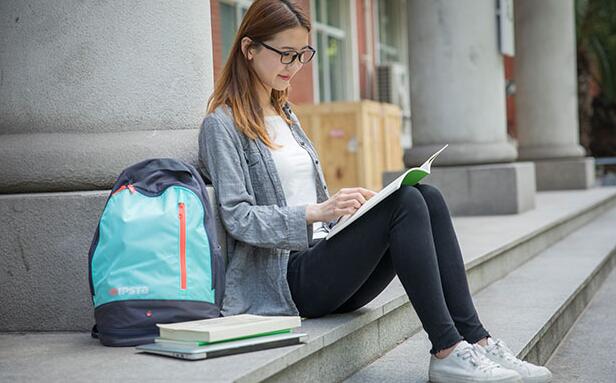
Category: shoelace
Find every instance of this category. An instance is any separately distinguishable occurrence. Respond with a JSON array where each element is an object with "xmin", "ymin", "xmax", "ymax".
[
  {"xmin": 485, "ymin": 339, "xmax": 528, "ymax": 368},
  {"xmin": 473, "ymin": 344, "xmax": 505, "ymax": 370},
  {"xmin": 457, "ymin": 344, "xmax": 501, "ymax": 373}
]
